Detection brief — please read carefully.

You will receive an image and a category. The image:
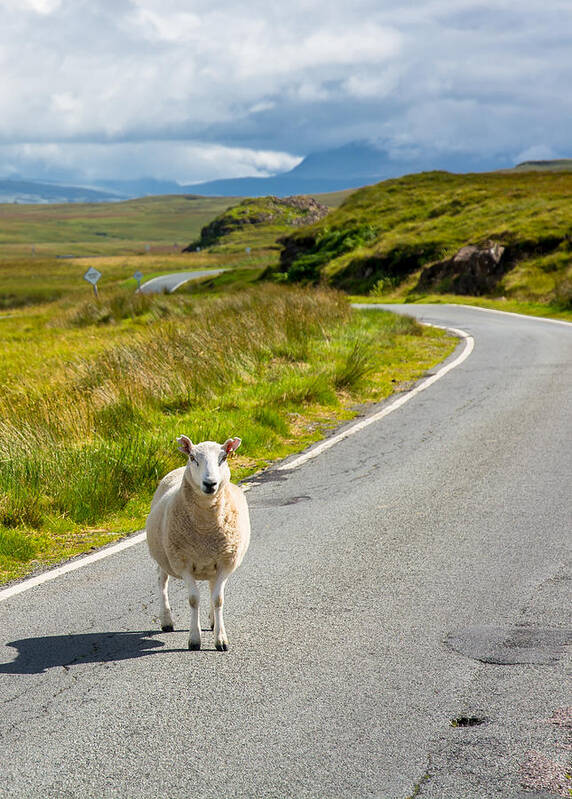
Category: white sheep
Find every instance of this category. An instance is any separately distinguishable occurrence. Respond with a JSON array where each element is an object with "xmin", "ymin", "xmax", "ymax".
[{"xmin": 146, "ymin": 435, "xmax": 250, "ymax": 651}]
